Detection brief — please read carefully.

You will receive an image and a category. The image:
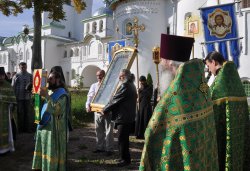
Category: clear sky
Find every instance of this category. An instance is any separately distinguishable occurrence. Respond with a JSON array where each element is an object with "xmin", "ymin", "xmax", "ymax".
[{"xmin": 0, "ymin": 0, "xmax": 104, "ymax": 37}]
